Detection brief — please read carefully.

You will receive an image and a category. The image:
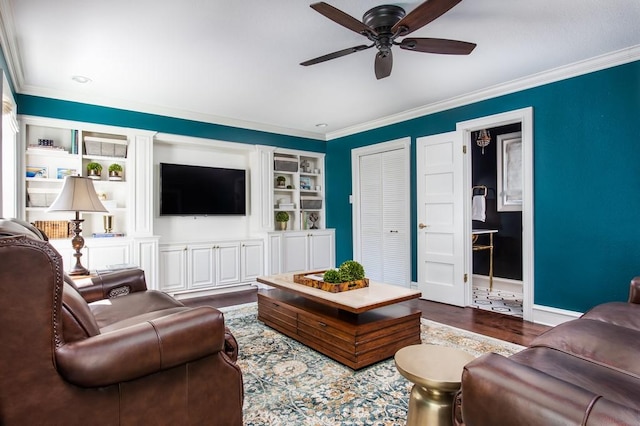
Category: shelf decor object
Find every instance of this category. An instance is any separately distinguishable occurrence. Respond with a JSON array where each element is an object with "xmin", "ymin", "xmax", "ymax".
[{"xmin": 47, "ymin": 175, "xmax": 108, "ymax": 275}]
